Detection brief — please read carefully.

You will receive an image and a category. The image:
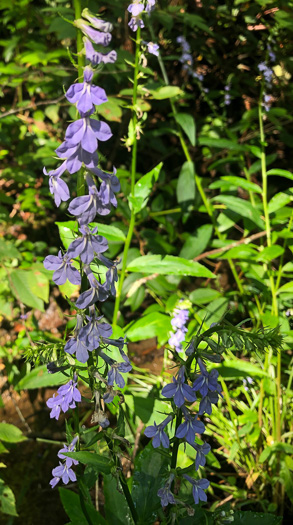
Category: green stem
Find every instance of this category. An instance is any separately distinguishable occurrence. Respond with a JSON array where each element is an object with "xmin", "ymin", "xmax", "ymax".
[
  {"xmin": 73, "ymin": 0, "xmax": 84, "ymax": 79},
  {"xmin": 112, "ymin": 27, "xmax": 141, "ymax": 326},
  {"xmin": 105, "ymin": 436, "xmax": 138, "ymax": 524}
]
